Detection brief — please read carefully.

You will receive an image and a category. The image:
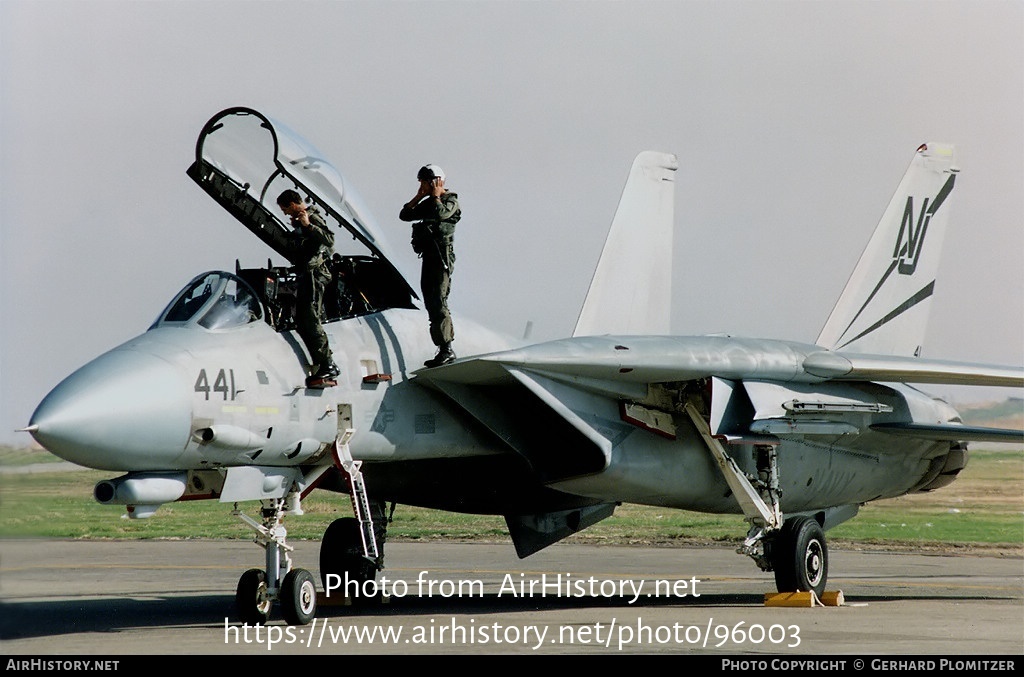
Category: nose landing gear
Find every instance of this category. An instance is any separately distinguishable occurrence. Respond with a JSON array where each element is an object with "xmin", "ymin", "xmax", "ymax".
[
  {"xmin": 233, "ymin": 493, "xmax": 317, "ymax": 626},
  {"xmin": 232, "ymin": 429, "xmax": 385, "ymax": 625}
]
